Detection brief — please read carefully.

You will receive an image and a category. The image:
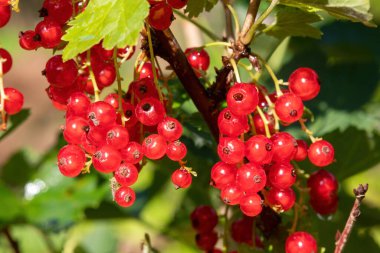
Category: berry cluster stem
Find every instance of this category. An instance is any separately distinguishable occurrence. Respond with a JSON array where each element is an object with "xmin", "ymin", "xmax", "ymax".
[
  {"xmin": 86, "ymin": 50, "xmax": 100, "ymax": 102},
  {"xmin": 229, "ymin": 58, "xmax": 241, "ymax": 83},
  {"xmin": 257, "ymin": 106, "xmax": 271, "ymax": 137},
  {"xmin": 298, "ymin": 119, "xmax": 317, "ymax": 143},
  {"xmin": 0, "ymin": 56, "xmax": 7, "ymax": 130},
  {"xmin": 113, "ymin": 48, "xmax": 126, "ymax": 127}
]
